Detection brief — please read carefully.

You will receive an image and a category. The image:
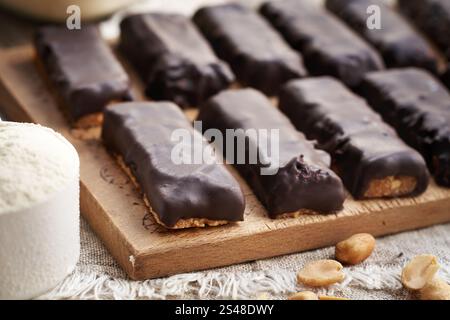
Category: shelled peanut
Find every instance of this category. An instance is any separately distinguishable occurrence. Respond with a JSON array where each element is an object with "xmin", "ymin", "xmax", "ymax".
[
  {"xmin": 401, "ymin": 254, "xmax": 439, "ymax": 290},
  {"xmin": 291, "ymin": 233, "xmax": 377, "ymax": 300},
  {"xmin": 335, "ymin": 233, "xmax": 375, "ymax": 265},
  {"xmin": 290, "ymin": 234, "xmax": 449, "ymax": 301},
  {"xmin": 288, "ymin": 291, "xmax": 319, "ymax": 300},
  {"xmin": 401, "ymin": 254, "xmax": 450, "ymax": 300},
  {"xmin": 420, "ymin": 278, "xmax": 450, "ymax": 300},
  {"xmin": 296, "ymin": 259, "xmax": 345, "ymax": 287}
]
